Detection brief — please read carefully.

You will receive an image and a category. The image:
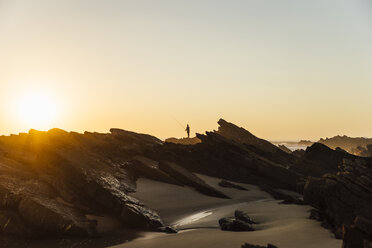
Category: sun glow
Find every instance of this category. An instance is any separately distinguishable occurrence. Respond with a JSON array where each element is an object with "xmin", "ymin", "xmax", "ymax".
[{"xmin": 17, "ymin": 92, "xmax": 58, "ymax": 130}]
